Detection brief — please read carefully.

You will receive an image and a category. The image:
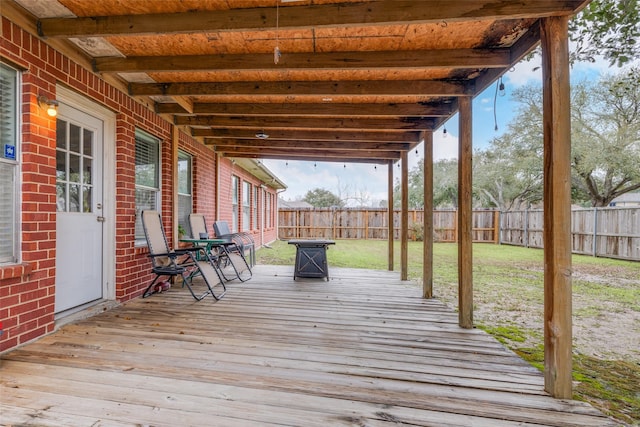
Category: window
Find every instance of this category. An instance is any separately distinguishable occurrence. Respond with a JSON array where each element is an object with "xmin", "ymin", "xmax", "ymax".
[
  {"xmin": 56, "ymin": 120, "xmax": 95, "ymax": 213},
  {"xmin": 231, "ymin": 176, "xmax": 239, "ymax": 233},
  {"xmin": 177, "ymin": 151, "xmax": 192, "ymax": 236},
  {"xmin": 266, "ymin": 192, "xmax": 272, "ymax": 228},
  {"xmin": 135, "ymin": 129, "xmax": 160, "ymax": 244},
  {"xmin": 0, "ymin": 63, "xmax": 19, "ymax": 264},
  {"xmin": 253, "ymin": 185, "xmax": 259, "ymax": 230},
  {"xmin": 242, "ymin": 181, "xmax": 251, "ymax": 232}
]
